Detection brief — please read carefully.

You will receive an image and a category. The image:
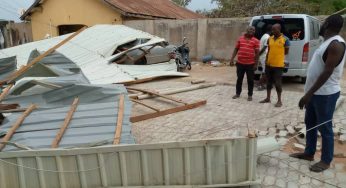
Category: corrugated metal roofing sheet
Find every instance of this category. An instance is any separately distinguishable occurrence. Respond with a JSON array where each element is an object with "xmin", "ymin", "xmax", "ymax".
[
  {"xmin": 0, "ymin": 25, "xmax": 187, "ymax": 84},
  {"xmin": 105, "ymin": 0, "xmax": 204, "ymax": 19},
  {"xmin": 0, "ymin": 95, "xmax": 134, "ymax": 151},
  {"xmin": 0, "ymin": 138, "xmax": 258, "ymax": 187},
  {"xmin": 21, "ymin": 0, "xmax": 203, "ymax": 20}
]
